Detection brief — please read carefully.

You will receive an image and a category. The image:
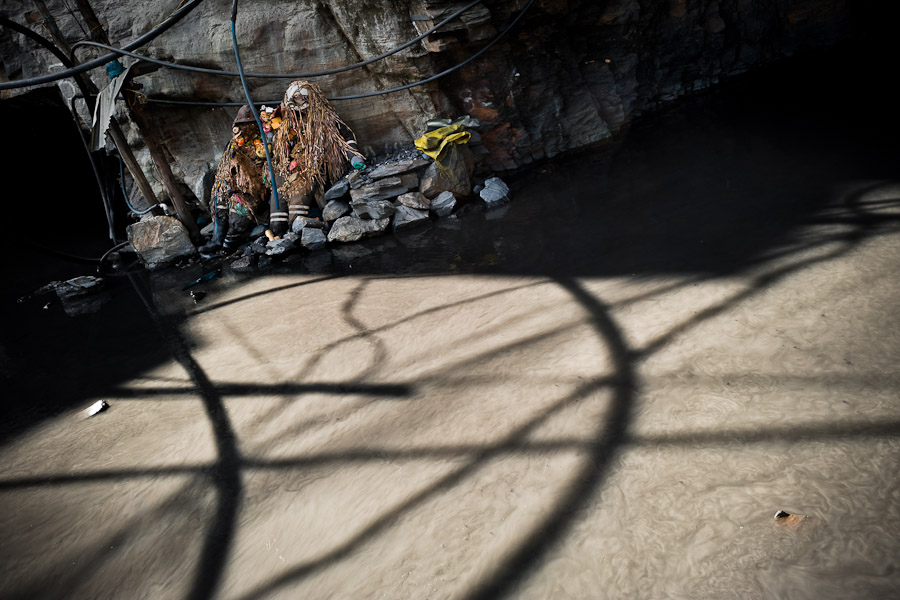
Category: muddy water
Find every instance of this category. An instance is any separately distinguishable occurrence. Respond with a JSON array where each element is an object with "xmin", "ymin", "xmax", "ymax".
[{"xmin": 2, "ymin": 48, "xmax": 900, "ymax": 599}]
